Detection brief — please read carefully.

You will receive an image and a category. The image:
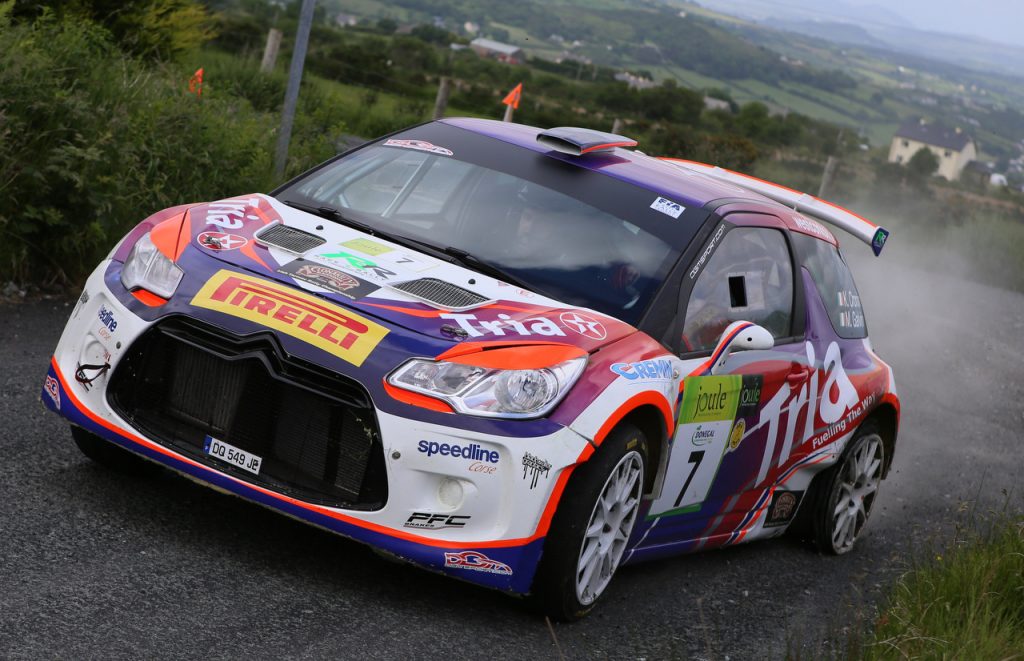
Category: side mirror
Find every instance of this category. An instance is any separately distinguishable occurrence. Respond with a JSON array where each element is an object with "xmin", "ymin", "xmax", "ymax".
[{"xmin": 709, "ymin": 321, "xmax": 774, "ymax": 375}]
